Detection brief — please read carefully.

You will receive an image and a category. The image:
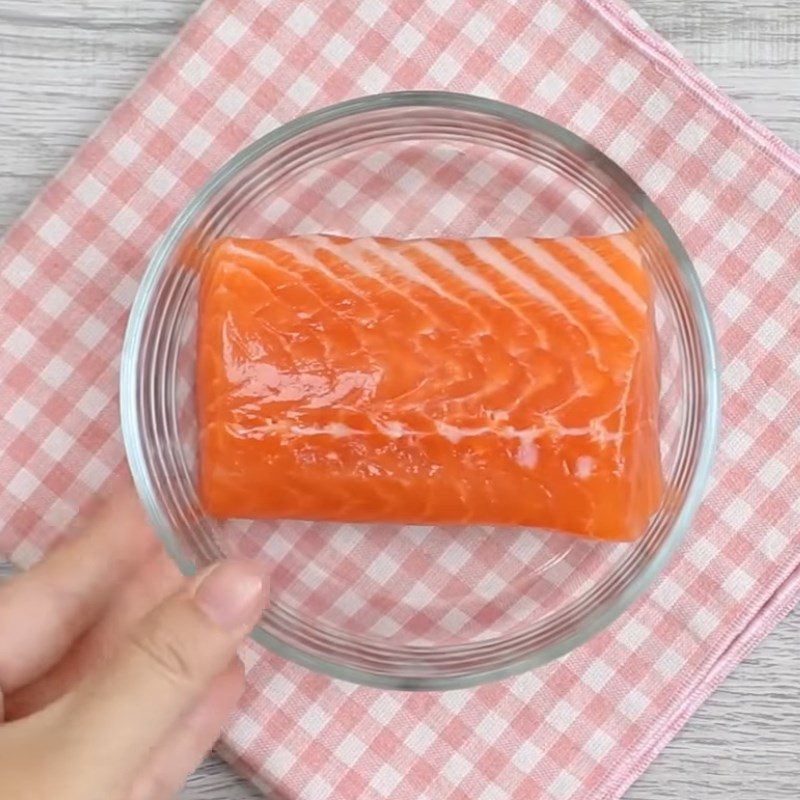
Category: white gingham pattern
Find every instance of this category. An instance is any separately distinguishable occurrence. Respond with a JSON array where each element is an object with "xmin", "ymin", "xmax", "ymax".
[{"xmin": 2, "ymin": 1, "xmax": 800, "ymax": 798}]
